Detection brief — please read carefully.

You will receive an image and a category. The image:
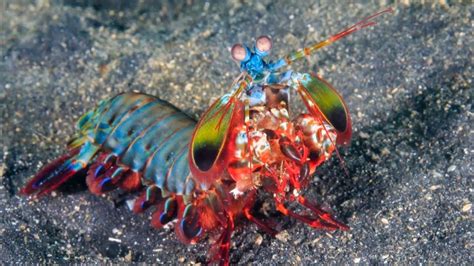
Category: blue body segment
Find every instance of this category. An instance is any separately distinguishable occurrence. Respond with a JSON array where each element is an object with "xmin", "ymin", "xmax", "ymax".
[
  {"xmin": 238, "ymin": 44, "xmax": 285, "ymax": 82},
  {"xmin": 92, "ymin": 94, "xmax": 153, "ymax": 145},
  {"xmin": 121, "ymin": 113, "xmax": 194, "ymax": 171},
  {"xmin": 74, "ymin": 141, "xmax": 100, "ymax": 168},
  {"xmin": 241, "ymin": 52, "xmax": 268, "ymax": 79},
  {"xmin": 143, "ymin": 126, "xmax": 194, "ymax": 191},
  {"xmin": 166, "ymin": 147, "xmax": 194, "ymax": 195},
  {"xmin": 75, "ymin": 93, "xmax": 197, "ymax": 195},
  {"xmin": 104, "ymin": 101, "xmax": 169, "ymax": 155}
]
